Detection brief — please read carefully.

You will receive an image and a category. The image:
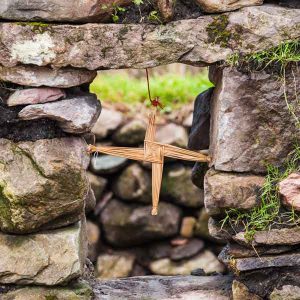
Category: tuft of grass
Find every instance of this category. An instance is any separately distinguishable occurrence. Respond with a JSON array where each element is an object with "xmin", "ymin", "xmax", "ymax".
[
  {"xmin": 90, "ymin": 70, "xmax": 213, "ymax": 112},
  {"xmin": 221, "ymin": 144, "xmax": 300, "ymax": 241}
]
